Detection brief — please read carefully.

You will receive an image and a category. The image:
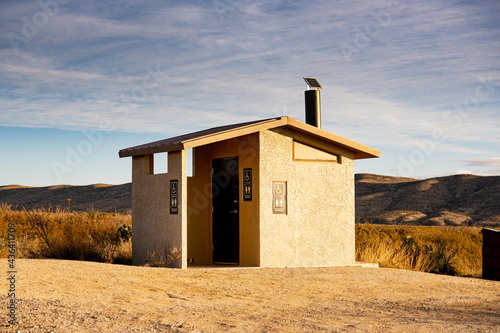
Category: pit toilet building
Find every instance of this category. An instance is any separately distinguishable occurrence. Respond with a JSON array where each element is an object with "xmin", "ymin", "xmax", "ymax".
[{"xmin": 119, "ymin": 80, "xmax": 380, "ymax": 268}]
